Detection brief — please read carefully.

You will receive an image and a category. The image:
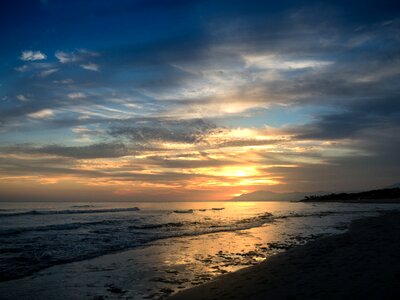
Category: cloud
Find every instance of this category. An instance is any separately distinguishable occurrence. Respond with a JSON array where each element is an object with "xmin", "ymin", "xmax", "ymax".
[
  {"xmin": 53, "ymin": 79, "xmax": 74, "ymax": 84},
  {"xmin": 39, "ymin": 68, "xmax": 59, "ymax": 77},
  {"xmin": 80, "ymin": 63, "xmax": 99, "ymax": 71},
  {"xmin": 15, "ymin": 65, "xmax": 29, "ymax": 72},
  {"xmin": 145, "ymin": 155, "xmax": 238, "ymax": 169},
  {"xmin": 27, "ymin": 109, "xmax": 55, "ymax": 119},
  {"xmin": 109, "ymin": 119, "xmax": 217, "ymax": 144},
  {"xmin": 291, "ymin": 96, "xmax": 400, "ymax": 140},
  {"xmin": 16, "ymin": 95, "xmax": 29, "ymax": 102},
  {"xmin": 2, "ymin": 142, "xmax": 131, "ymax": 159},
  {"xmin": 243, "ymin": 54, "xmax": 333, "ymax": 70},
  {"xmin": 68, "ymin": 92, "xmax": 86, "ymax": 99},
  {"xmin": 55, "ymin": 51, "xmax": 80, "ymax": 63},
  {"xmin": 55, "ymin": 49, "xmax": 99, "ymax": 64},
  {"xmin": 20, "ymin": 50, "xmax": 47, "ymax": 61}
]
